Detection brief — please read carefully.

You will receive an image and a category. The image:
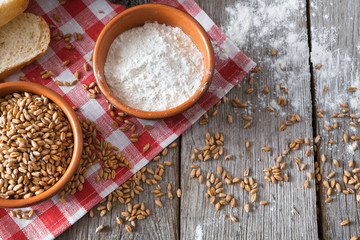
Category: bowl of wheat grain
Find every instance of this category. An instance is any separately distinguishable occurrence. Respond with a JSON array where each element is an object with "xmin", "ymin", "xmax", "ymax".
[{"xmin": 0, "ymin": 81, "xmax": 83, "ymax": 208}]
